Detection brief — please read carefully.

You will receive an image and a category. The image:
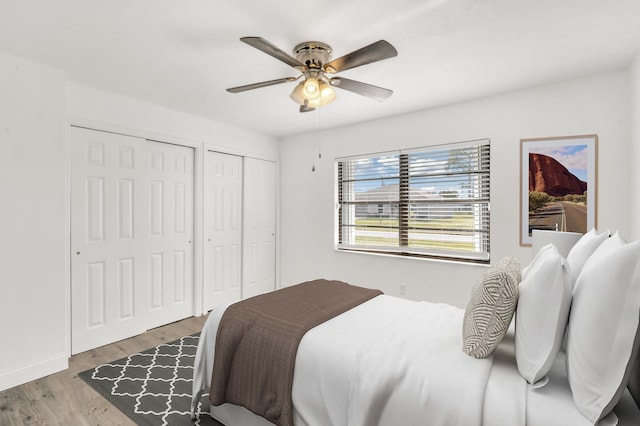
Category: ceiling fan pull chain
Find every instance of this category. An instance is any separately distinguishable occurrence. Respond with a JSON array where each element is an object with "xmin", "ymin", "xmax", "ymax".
[{"xmin": 317, "ymin": 107, "xmax": 323, "ymax": 159}]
